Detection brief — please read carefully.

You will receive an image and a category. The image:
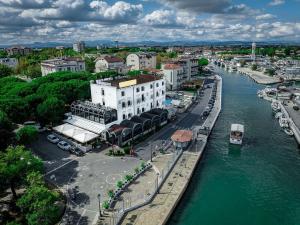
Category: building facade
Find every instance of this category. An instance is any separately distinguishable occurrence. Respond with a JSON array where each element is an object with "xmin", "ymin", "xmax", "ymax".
[
  {"xmin": 162, "ymin": 63, "xmax": 184, "ymax": 90},
  {"xmin": 73, "ymin": 41, "xmax": 85, "ymax": 53},
  {"xmin": 0, "ymin": 58, "xmax": 18, "ymax": 68},
  {"xmin": 95, "ymin": 56, "xmax": 128, "ymax": 74},
  {"xmin": 6, "ymin": 46, "xmax": 32, "ymax": 56},
  {"xmin": 90, "ymin": 74, "xmax": 166, "ymax": 123},
  {"xmin": 41, "ymin": 57, "xmax": 85, "ymax": 76},
  {"xmin": 126, "ymin": 52, "xmax": 157, "ymax": 70}
]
